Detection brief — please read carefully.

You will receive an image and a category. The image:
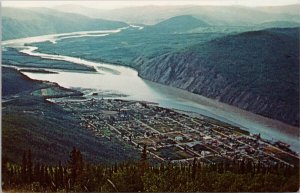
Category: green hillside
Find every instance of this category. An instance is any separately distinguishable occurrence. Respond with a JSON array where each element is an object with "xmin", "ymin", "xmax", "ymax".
[
  {"xmin": 29, "ymin": 26, "xmax": 300, "ymax": 126},
  {"xmin": 146, "ymin": 15, "xmax": 209, "ymax": 33},
  {"xmin": 138, "ymin": 27, "xmax": 300, "ymax": 126},
  {"xmin": 2, "ymin": 67, "xmax": 138, "ymax": 165}
]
